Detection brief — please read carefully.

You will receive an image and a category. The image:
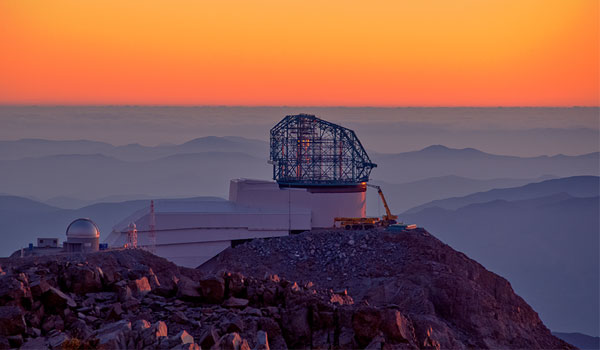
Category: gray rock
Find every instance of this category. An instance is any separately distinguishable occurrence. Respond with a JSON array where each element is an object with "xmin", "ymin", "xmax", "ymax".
[
  {"xmin": 172, "ymin": 310, "xmax": 190, "ymax": 324},
  {"xmin": 199, "ymin": 277, "xmax": 225, "ymax": 304},
  {"xmin": 255, "ymin": 330, "xmax": 269, "ymax": 350},
  {"xmin": 48, "ymin": 332, "xmax": 70, "ymax": 349},
  {"xmin": 19, "ymin": 337, "xmax": 49, "ymax": 350},
  {"xmin": 222, "ymin": 297, "xmax": 249, "ymax": 309},
  {"xmin": 171, "ymin": 330, "xmax": 194, "ymax": 345},
  {"xmin": 176, "ymin": 277, "xmax": 201, "ymax": 300},
  {"xmin": 95, "ymin": 319, "xmax": 132, "ymax": 350},
  {"xmin": 199, "ymin": 326, "xmax": 220, "ymax": 349},
  {"xmin": 0, "ymin": 306, "xmax": 26, "ymax": 336},
  {"xmin": 42, "ymin": 286, "xmax": 76, "ymax": 313}
]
